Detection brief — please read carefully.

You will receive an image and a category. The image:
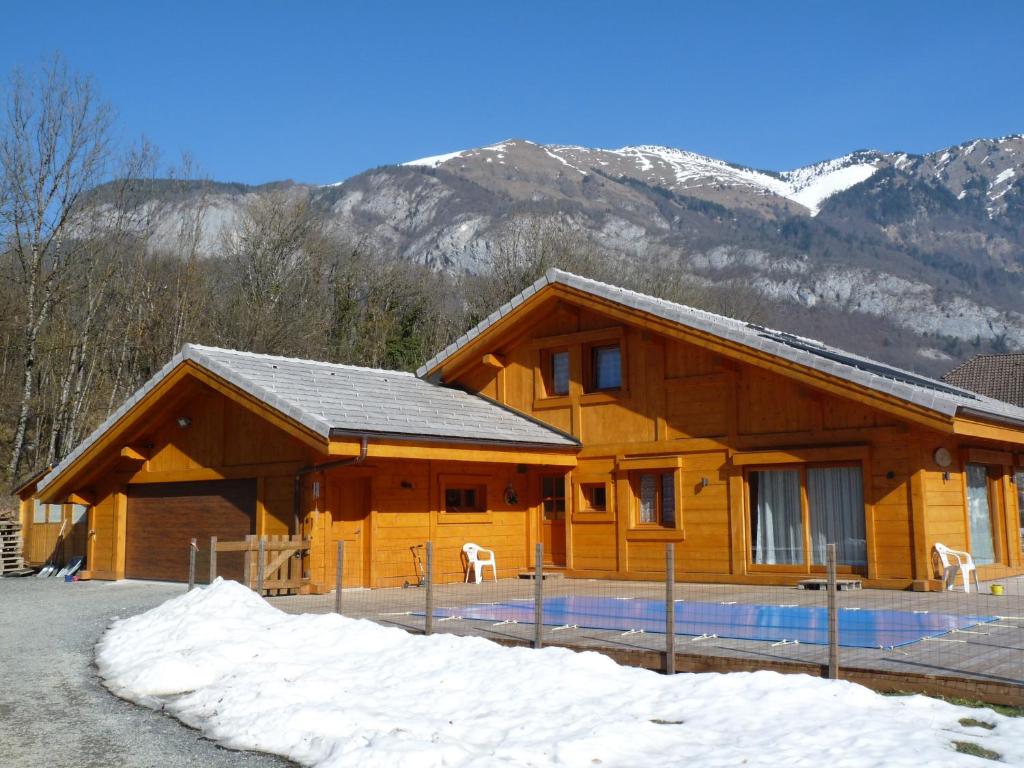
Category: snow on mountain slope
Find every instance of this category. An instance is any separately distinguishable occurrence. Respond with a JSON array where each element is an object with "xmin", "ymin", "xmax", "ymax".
[{"xmin": 403, "ymin": 140, "xmax": 882, "ymax": 215}]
